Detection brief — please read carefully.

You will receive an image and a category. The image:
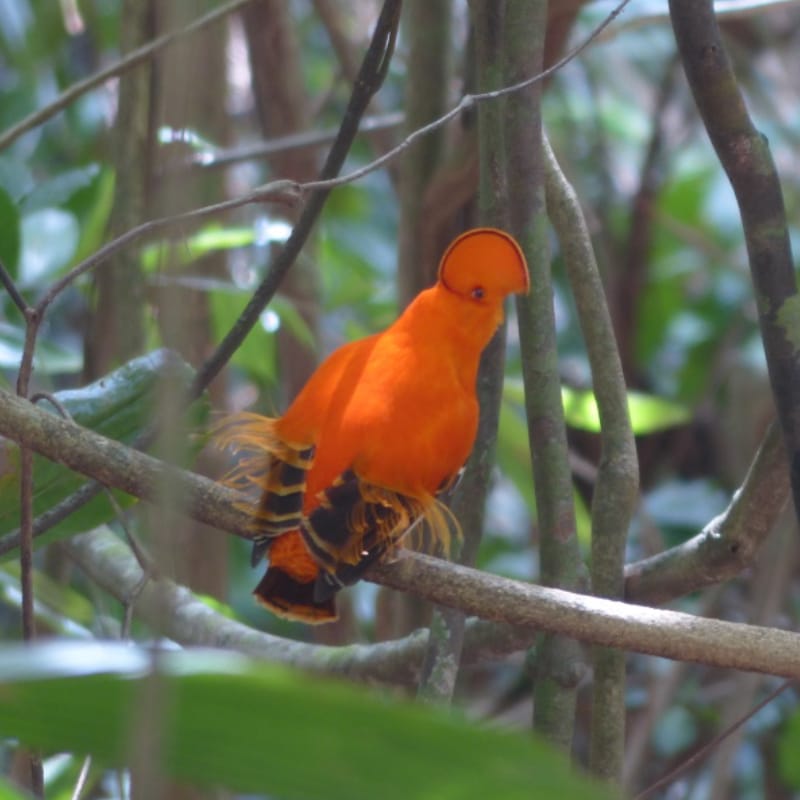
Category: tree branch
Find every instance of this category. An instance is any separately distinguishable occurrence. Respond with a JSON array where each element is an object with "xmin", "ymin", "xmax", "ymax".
[
  {"xmin": 65, "ymin": 526, "xmax": 534, "ymax": 686},
  {"xmin": 372, "ymin": 552, "xmax": 800, "ymax": 679},
  {"xmin": 0, "ymin": 388, "xmax": 255, "ymax": 547},
  {"xmin": 542, "ymin": 132, "xmax": 639, "ymax": 781},
  {"xmin": 669, "ymin": 0, "xmax": 800, "ymax": 519},
  {"xmin": 625, "ymin": 420, "xmax": 789, "ymax": 605},
  {"xmin": 2, "ymin": 388, "xmax": 800, "ymax": 679},
  {"xmin": 505, "ymin": 0, "xmax": 584, "ymax": 751}
]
